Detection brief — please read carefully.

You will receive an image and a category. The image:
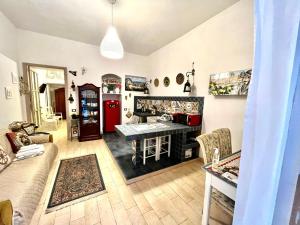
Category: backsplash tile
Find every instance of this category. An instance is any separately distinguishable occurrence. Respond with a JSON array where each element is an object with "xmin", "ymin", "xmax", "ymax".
[{"xmin": 134, "ymin": 96, "xmax": 204, "ymax": 115}]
